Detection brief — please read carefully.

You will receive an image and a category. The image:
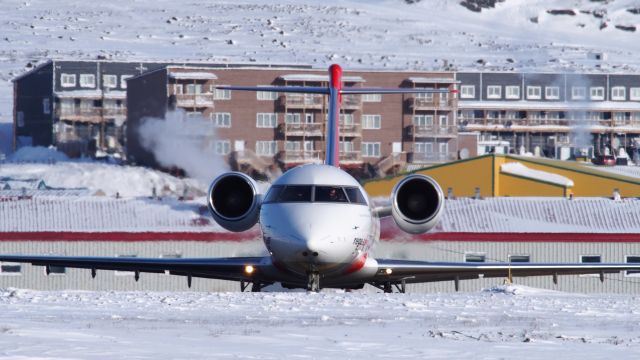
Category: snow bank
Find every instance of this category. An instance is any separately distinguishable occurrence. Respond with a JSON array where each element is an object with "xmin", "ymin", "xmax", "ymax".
[{"xmin": 501, "ymin": 162, "xmax": 574, "ymax": 187}]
